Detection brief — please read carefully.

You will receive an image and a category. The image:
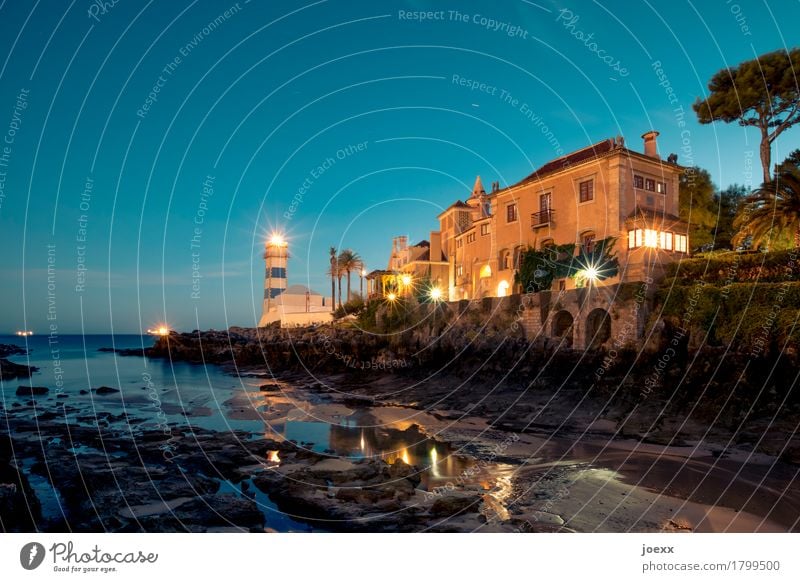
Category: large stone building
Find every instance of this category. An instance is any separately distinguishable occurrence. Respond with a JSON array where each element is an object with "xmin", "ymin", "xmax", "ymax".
[{"xmin": 374, "ymin": 131, "xmax": 688, "ymax": 301}]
